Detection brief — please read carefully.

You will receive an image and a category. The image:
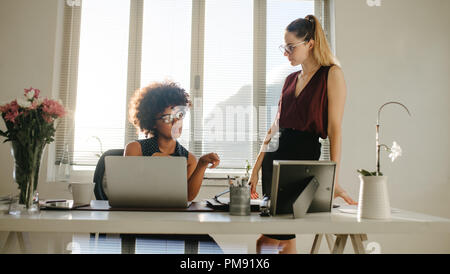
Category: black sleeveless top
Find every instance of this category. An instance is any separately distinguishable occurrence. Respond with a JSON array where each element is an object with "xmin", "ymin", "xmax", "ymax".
[{"xmin": 136, "ymin": 137, "xmax": 189, "ymax": 159}]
